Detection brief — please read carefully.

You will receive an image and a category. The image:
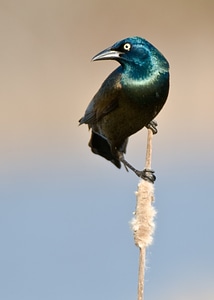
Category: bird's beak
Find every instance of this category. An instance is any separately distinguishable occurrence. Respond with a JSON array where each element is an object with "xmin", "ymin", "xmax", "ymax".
[{"xmin": 92, "ymin": 47, "xmax": 123, "ymax": 61}]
